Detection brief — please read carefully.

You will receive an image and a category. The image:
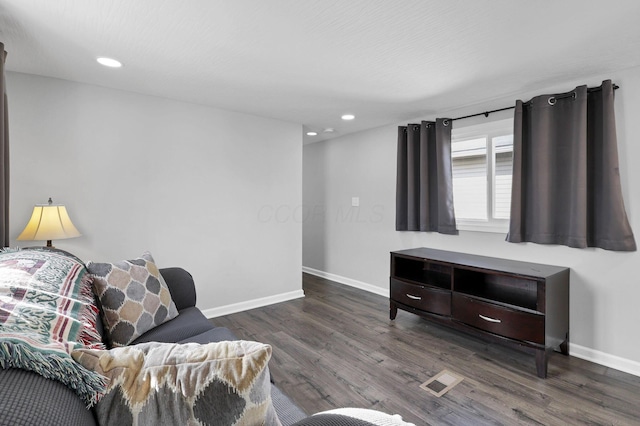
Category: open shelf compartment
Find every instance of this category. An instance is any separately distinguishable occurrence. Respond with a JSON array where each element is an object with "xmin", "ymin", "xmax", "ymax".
[
  {"xmin": 453, "ymin": 268, "xmax": 540, "ymax": 312},
  {"xmin": 392, "ymin": 256, "xmax": 452, "ymax": 290}
]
